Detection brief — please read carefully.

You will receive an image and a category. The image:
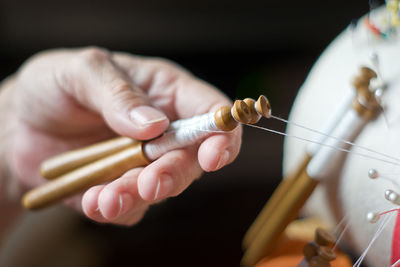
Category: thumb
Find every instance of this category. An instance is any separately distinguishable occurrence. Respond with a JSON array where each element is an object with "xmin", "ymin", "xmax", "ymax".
[{"xmin": 66, "ymin": 48, "xmax": 169, "ymax": 140}]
